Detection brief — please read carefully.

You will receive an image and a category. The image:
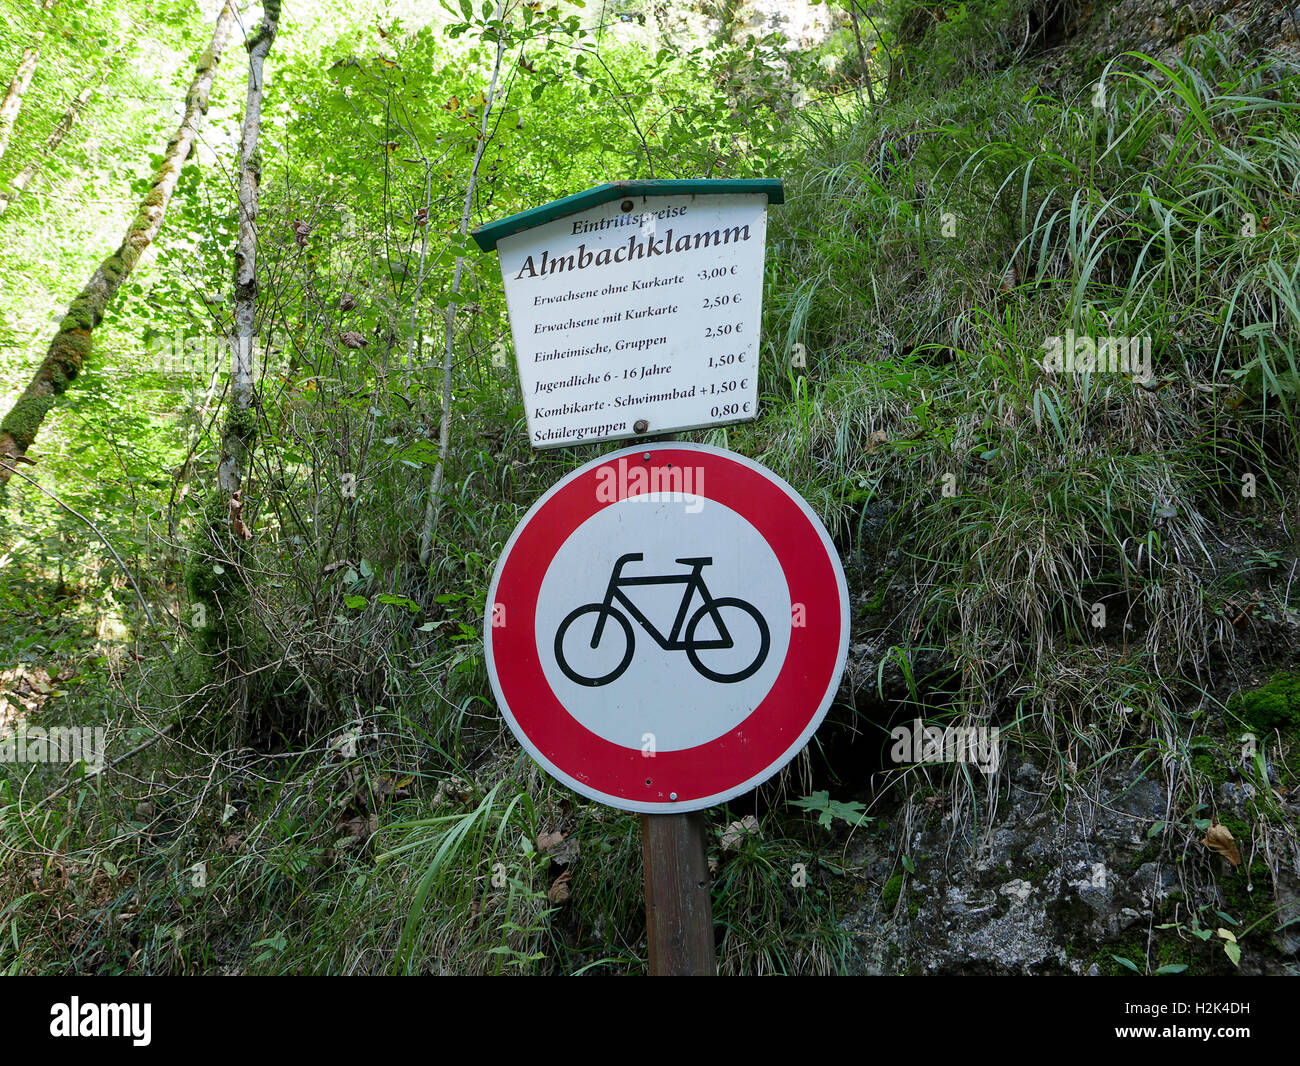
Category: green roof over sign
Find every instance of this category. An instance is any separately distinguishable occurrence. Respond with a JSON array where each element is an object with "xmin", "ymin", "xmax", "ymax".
[{"xmin": 470, "ymin": 178, "xmax": 785, "ymax": 252}]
